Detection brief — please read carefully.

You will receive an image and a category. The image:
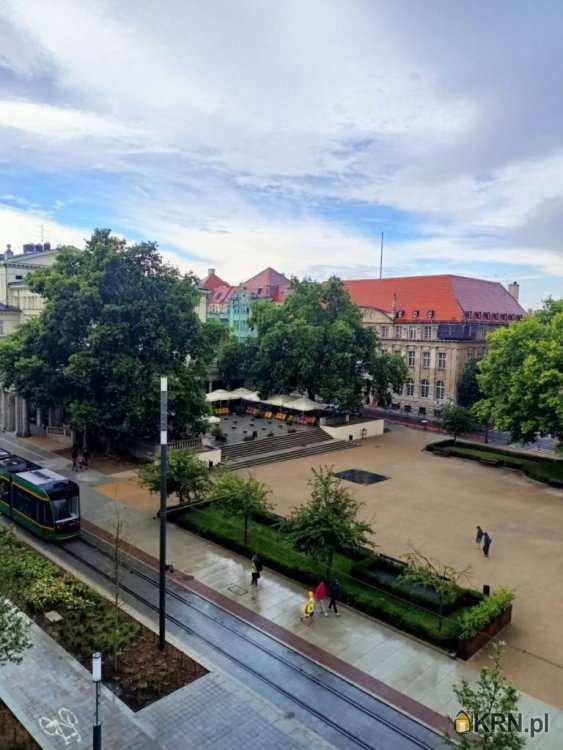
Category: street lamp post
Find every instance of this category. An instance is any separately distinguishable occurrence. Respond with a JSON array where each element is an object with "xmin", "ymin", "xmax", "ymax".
[
  {"xmin": 92, "ymin": 652, "xmax": 102, "ymax": 750},
  {"xmin": 159, "ymin": 376, "xmax": 168, "ymax": 650}
]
